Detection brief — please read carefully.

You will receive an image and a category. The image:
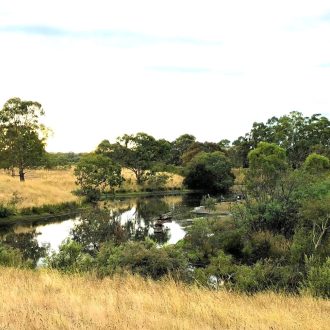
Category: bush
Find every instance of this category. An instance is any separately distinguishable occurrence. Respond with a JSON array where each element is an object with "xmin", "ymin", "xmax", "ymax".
[
  {"xmin": 46, "ymin": 239, "xmax": 95, "ymax": 273},
  {"xmin": 302, "ymin": 257, "xmax": 330, "ymax": 298},
  {"xmin": 303, "ymin": 153, "xmax": 330, "ymax": 174},
  {"xmin": 96, "ymin": 240, "xmax": 189, "ymax": 280},
  {"xmin": 19, "ymin": 201, "xmax": 79, "ymax": 216},
  {"xmin": 200, "ymin": 195, "xmax": 217, "ymax": 211},
  {"xmin": 0, "ymin": 243, "xmax": 25, "ymax": 267},
  {"xmin": 234, "ymin": 260, "xmax": 301, "ymax": 293},
  {"xmin": 243, "ymin": 231, "xmax": 291, "ymax": 263},
  {"xmin": 0, "ymin": 204, "xmax": 15, "ymax": 218}
]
